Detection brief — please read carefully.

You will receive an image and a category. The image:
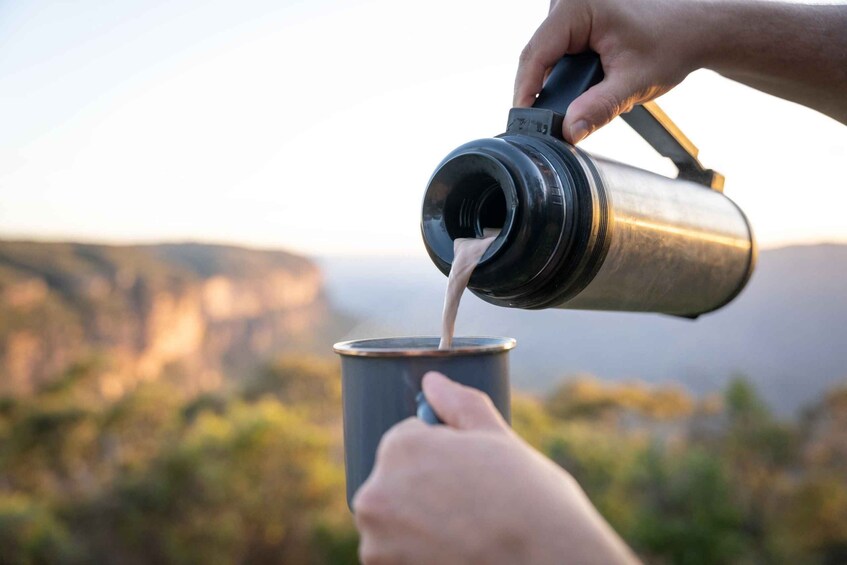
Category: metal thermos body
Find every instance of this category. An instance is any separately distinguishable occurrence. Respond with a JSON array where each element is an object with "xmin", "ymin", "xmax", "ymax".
[{"xmin": 421, "ymin": 134, "xmax": 755, "ymax": 318}]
